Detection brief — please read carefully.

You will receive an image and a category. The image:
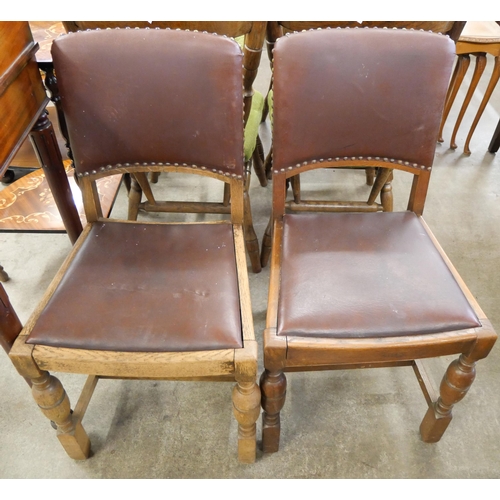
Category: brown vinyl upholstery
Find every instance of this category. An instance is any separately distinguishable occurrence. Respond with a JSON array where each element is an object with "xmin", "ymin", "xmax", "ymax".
[
  {"xmin": 260, "ymin": 28, "xmax": 497, "ymax": 454},
  {"xmin": 27, "ymin": 222, "xmax": 243, "ymax": 352},
  {"xmin": 52, "ymin": 29, "xmax": 245, "ymax": 176},
  {"xmin": 278, "ymin": 212, "xmax": 480, "ymax": 339},
  {"xmin": 272, "ymin": 29, "xmax": 453, "ymax": 170},
  {"xmin": 8, "ymin": 29, "xmax": 260, "ymax": 464}
]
